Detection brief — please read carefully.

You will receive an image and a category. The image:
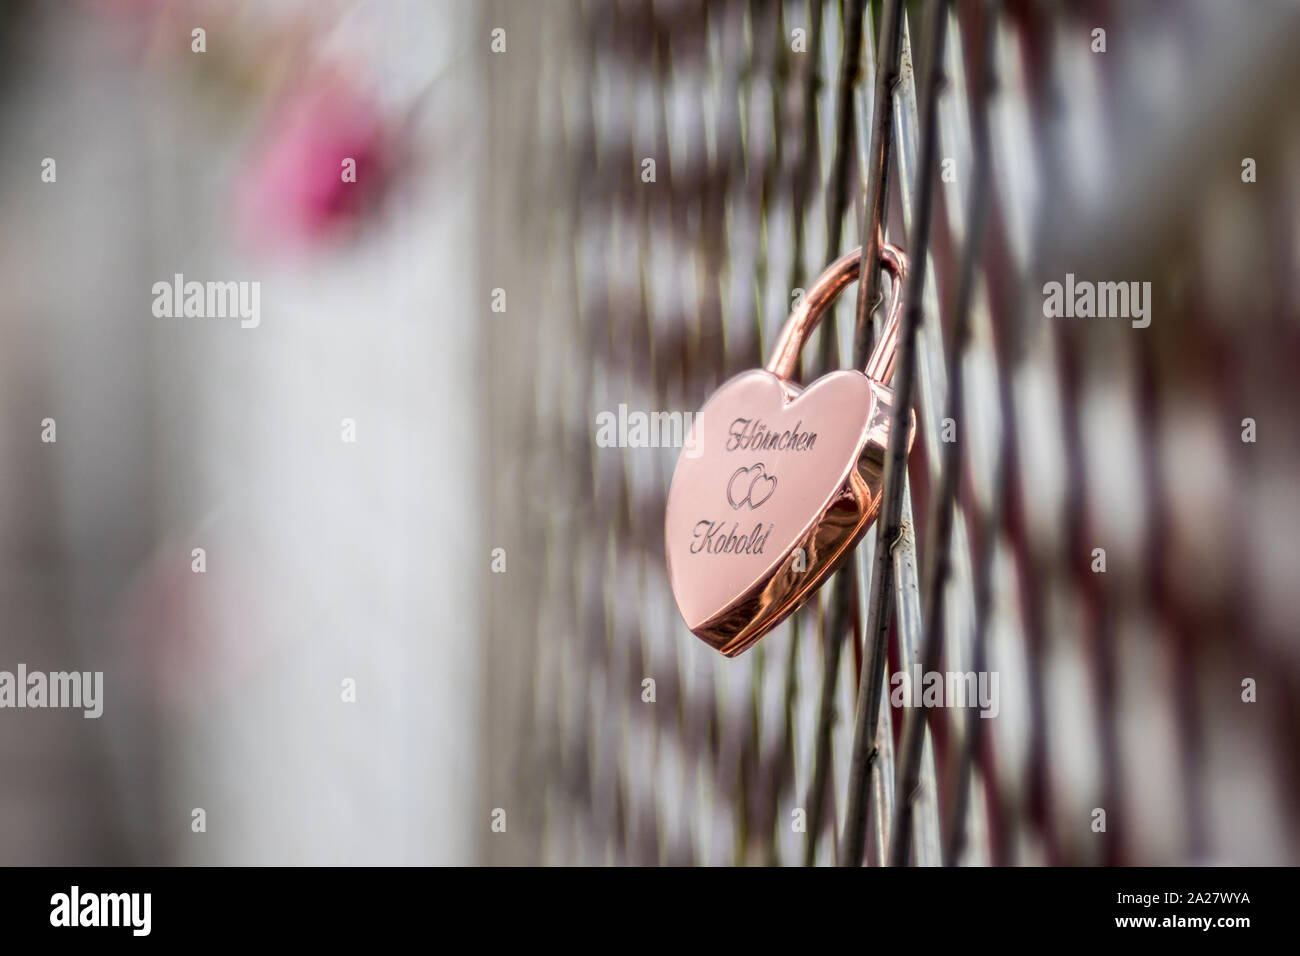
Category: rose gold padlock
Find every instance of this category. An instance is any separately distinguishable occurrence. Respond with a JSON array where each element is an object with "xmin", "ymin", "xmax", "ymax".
[{"xmin": 664, "ymin": 244, "xmax": 914, "ymax": 657}]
